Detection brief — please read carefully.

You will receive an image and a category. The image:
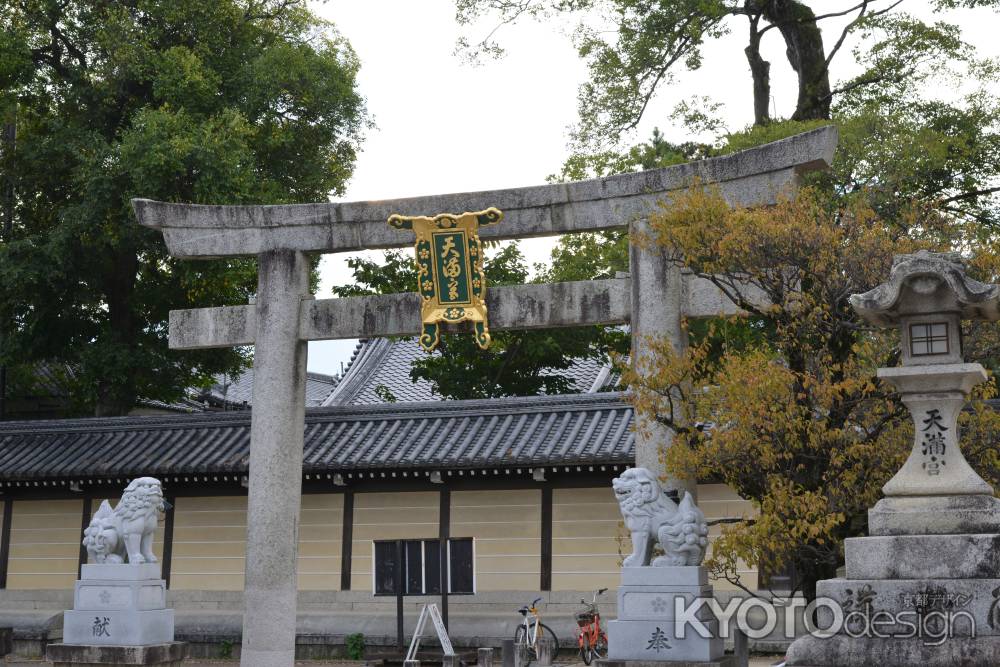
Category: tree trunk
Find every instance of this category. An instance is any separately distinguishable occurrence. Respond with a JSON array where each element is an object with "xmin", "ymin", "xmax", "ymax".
[
  {"xmin": 796, "ymin": 551, "xmax": 839, "ymax": 605},
  {"xmin": 0, "ymin": 114, "xmax": 14, "ymax": 421},
  {"xmin": 94, "ymin": 245, "xmax": 138, "ymax": 417},
  {"xmin": 745, "ymin": 18, "xmax": 772, "ymax": 126},
  {"xmin": 762, "ymin": 0, "xmax": 832, "ymax": 121}
]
